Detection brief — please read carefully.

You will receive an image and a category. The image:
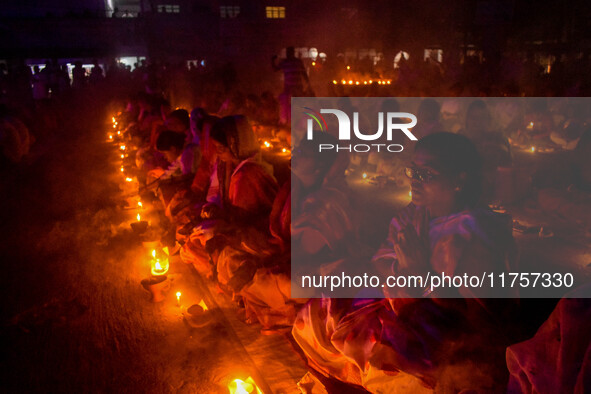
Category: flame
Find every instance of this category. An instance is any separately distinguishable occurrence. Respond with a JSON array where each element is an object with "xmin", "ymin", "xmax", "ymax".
[
  {"xmin": 409, "ymin": 190, "xmax": 412, "ymax": 198},
  {"xmin": 346, "ymin": 65, "xmax": 350, "ymax": 70},
  {"xmin": 120, "ymin": 145, "xmax": 126, "ymax": 150},
  {"xmin": 121, "ymin": 154, "xmax": 125, "ymax": 159},
  {"xmin": 282, "ymin": 148, "xmax": 287, "ymax": 153},
  {"xmin": 228, "ymin": 377, "xmax": 261, "ymax": 394},
  {"xmin": 120, "ymin": 167, "xmax": 124, "ymax": 172},
  {"xmin": 109, "ymin": 135, "xmax": 113, "ymax": 140},
  {"xmin": 530, "ymin": 146, "xmax": 535, "ymax": 153},
  {"xmin": 113, "ymin": 124, "xmax": 116, "ymax": 128},
  {"xmin": 311, "ymin": 61, "xmax": 316, "ymax": 66},
  {"xmin": 332, "ymin": 80, "xmax": 337, "ymax": 84},
  {"xmin": 362, "ymin": 173, "xmax": 368, "ymax": 179},
  {"xmin": 263, "ymin": 141, "xmax": 271, "ymax": 148},
  {"xmin": 112, "ymin": 116, "xmax": 116, "ymax": 123},
  {"xmin": 126, "ymin": 177, "xmax": 133, "ymax": 182},
  {"xmin": 137, "ymin": 213, "xmax": 141, "ymax": 221},
  {"xmin": 348, "ymin": 80, "xmax": 353, "ymax": 85},
  {"xmin": 117, "ymin": 131, "xmax": 121, "ymax": 135},
  {"xmin": 155, "ymin": 261, "xmax": 162, "ymax": 270},
  {"xmin": 341, "ymin": 80, "xmax": 346, "ymax": 85},
  {"xmin": 138, "ymin": 201, "xmax": 143, "ymax": 208},
  {"xmin": 198, "ymin": 299, "xmax": 208, "ymax": 311}
]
